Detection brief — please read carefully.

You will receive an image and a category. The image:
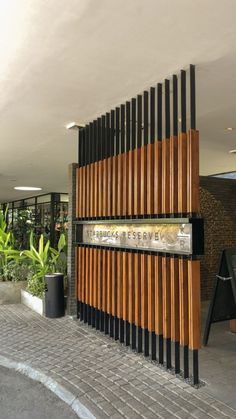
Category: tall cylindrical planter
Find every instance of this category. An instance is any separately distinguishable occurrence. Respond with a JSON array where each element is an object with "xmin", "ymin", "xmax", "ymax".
[{"xmin": 45, "ymin": 273, "xmax": 65, "ymax": 318}]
